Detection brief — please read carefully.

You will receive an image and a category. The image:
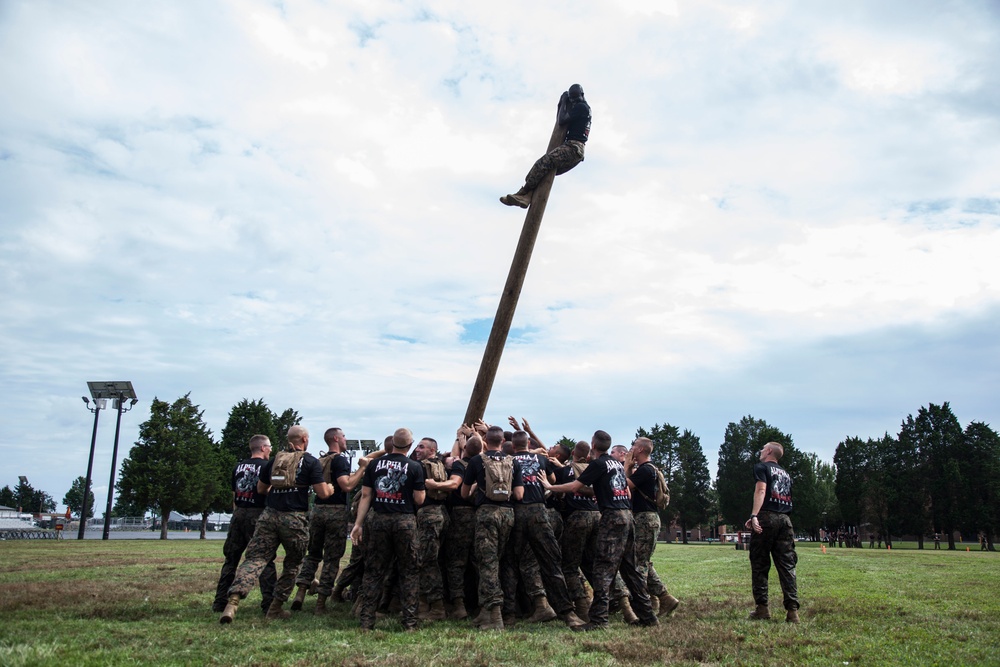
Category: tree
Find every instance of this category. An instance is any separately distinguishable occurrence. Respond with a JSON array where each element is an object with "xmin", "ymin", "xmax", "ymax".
[
  {"xmin": 897, "ymin": 403, "xmax": 964, "ymax": 549},
  {"xmin": 556, "ymin": 436, "xmax": 577, "ymax": 451},
  {"xmin": 716, "ymin": 416, "xmax": 795, "ymax": 529},
  {"xmin": 0, "ymin": 486, "xmax": 17, "ymax": 508},
  {"xmin": 671, "ymin": 429, "xmax": 712, "ymax": 544},
  {"xmin": 116, "ymin": 394, "xmax": 218, "ymax": 539},
  {"xmin": 4, "ymin": 479, "xmax": 56, "ymax": 514},
  {"xmin": 961, "ymin": 421, "xmax": 1000, "ymax": 550},
  {"xmin": 63, "ymin": 477, "xmax": 95, "ymax": 519}
]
